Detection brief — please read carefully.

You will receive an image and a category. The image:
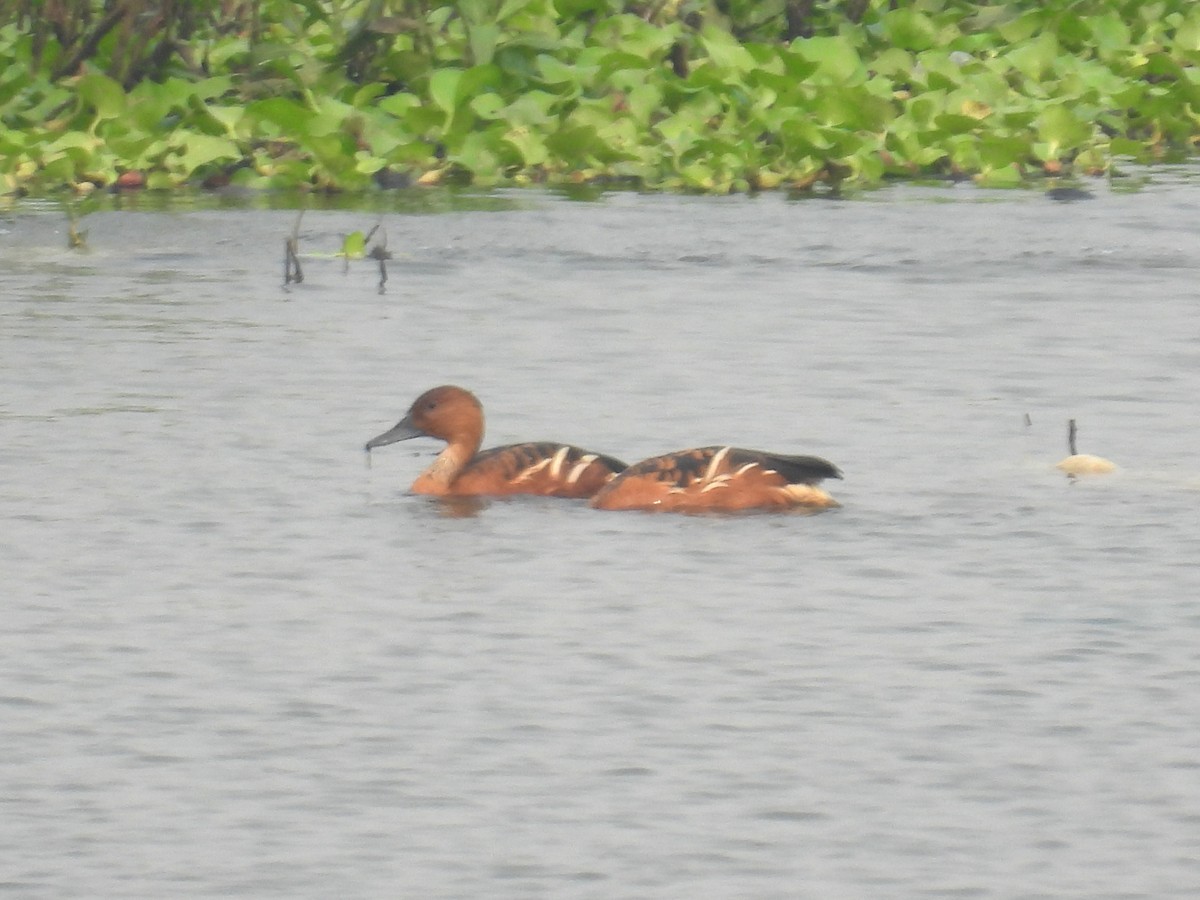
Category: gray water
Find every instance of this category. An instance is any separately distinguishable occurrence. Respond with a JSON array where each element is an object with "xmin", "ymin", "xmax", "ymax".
[{"xmin": 2, "ymin": 176, "xmax": 1199, "ymax": 899}]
